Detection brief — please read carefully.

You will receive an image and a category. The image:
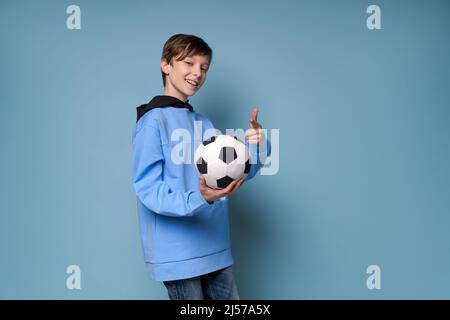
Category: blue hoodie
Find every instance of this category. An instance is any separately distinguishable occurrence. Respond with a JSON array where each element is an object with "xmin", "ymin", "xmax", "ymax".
[{"xmin": 132, "ymin": 96, "xmax": 271, "ymax": 281}]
